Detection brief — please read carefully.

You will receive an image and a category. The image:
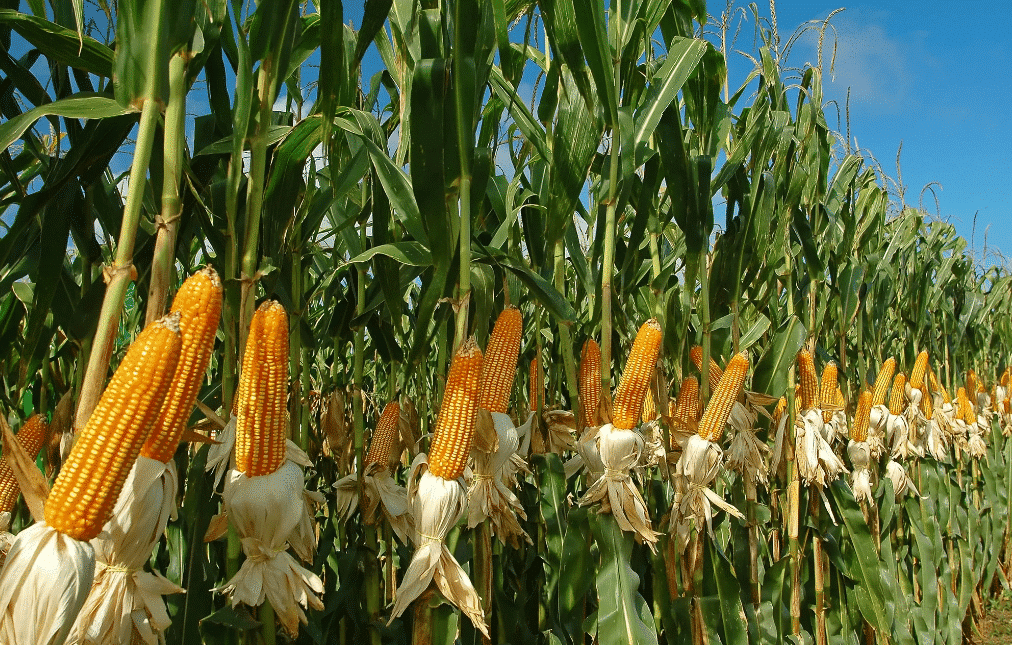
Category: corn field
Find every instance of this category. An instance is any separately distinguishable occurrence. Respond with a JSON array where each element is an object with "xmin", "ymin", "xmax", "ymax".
[{"xmin": 1, "ymin": 0, "xmax": 1012, "ymax": 644}]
